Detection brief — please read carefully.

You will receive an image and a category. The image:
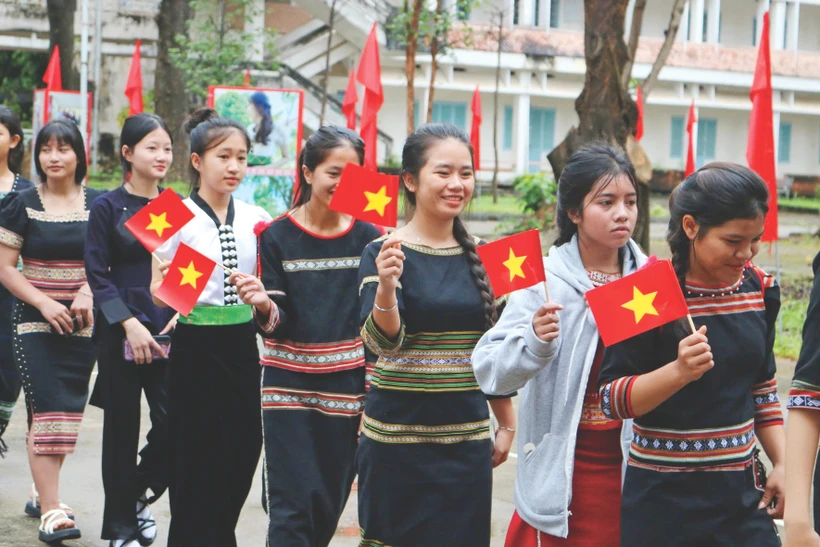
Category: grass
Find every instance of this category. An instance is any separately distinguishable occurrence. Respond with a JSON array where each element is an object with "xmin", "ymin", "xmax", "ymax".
[
  {"xmin": 773, "ymin": 274, "xmax": 814, "ymax": 360},
  {"xmin": 780, "ymin": 197, "xmax": 820, "ymax": 211}
]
